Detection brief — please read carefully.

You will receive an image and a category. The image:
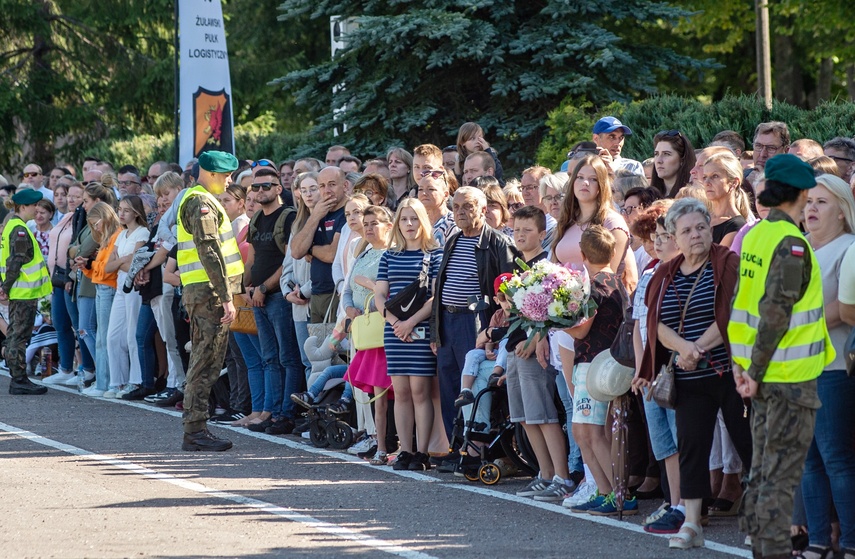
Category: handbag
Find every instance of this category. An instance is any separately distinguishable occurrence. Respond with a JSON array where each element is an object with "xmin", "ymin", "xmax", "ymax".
[
  {"xmin": 230, "ymin": 306, "xmax": 257, "ymax": 335},
  {"xmin": 383, "ymin": 252, "xmax": 430, "ymax": 321},
  {"xmin": 51, "ymin": 265, "xmax": 69, "ymax": 289},
  {"xmin": 351, "ymin": 294, "xmax": 385, "ymax": 350},
  {"xmin": 307, "ymin": 291, "xmax": 338, "ymax": 341},
  {"xmin": 610, "ymin": 283, "xmax": 636, "ymax": 368},
  {"xmin": 649, "ymin": 260, "xmax": 708, "ymax": 409}
]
